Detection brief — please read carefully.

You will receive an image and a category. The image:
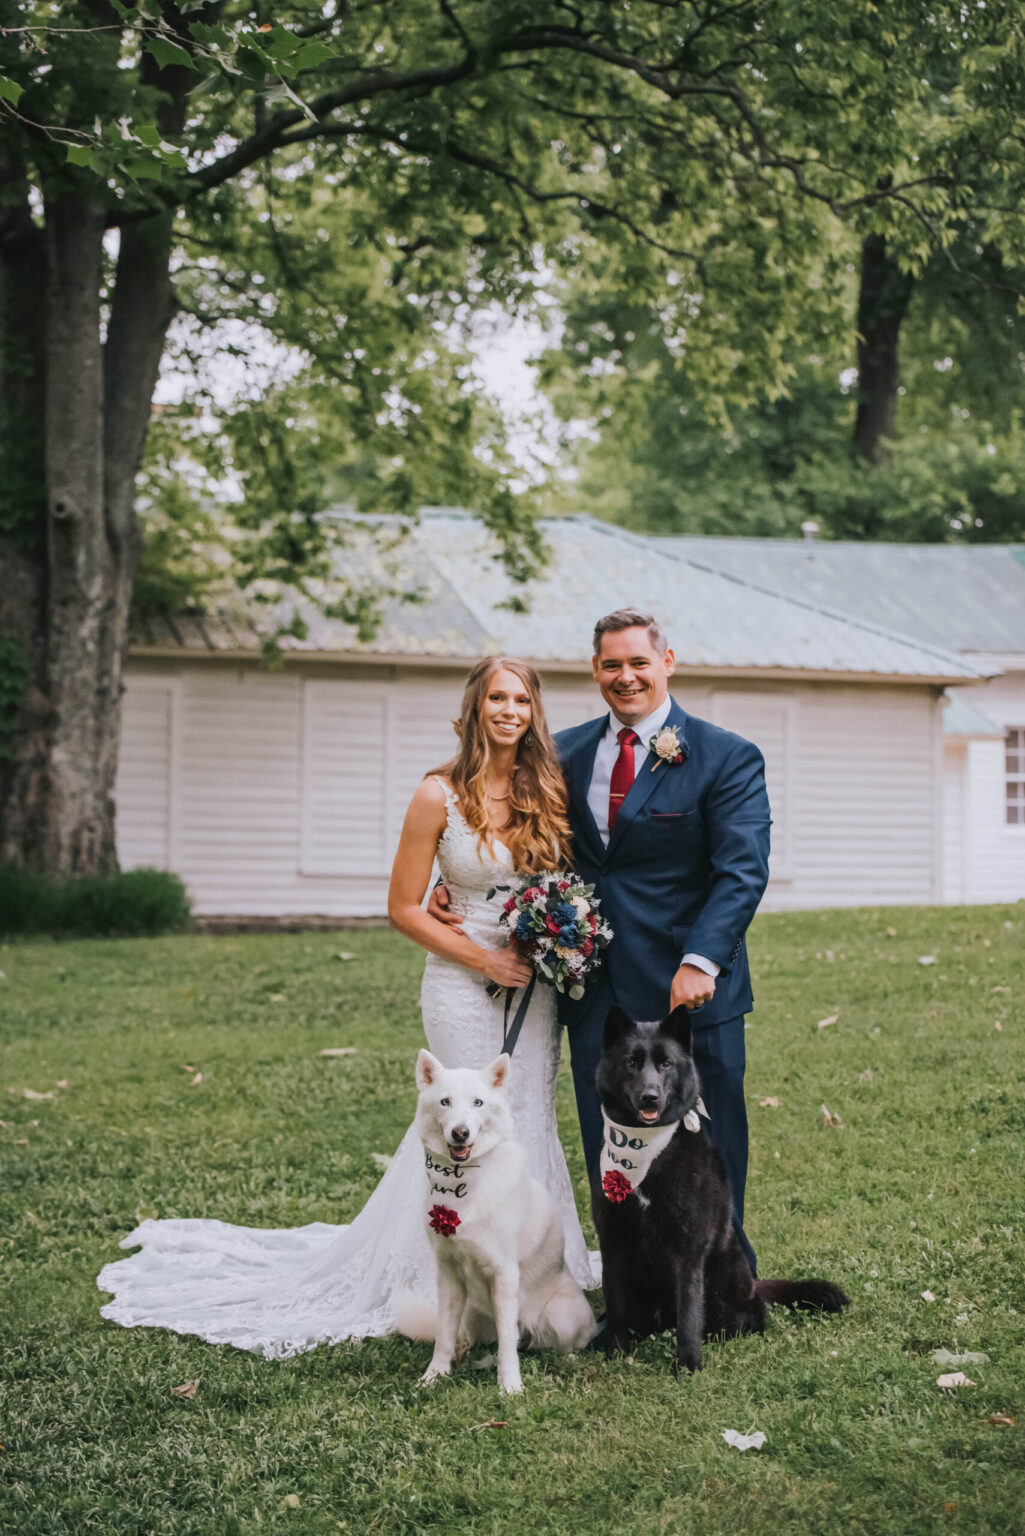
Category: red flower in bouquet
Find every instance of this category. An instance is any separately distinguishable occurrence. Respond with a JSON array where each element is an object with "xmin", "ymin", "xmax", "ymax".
[
  {"xmin": 428, "ymin": 1205, "xmax": 461, "ymax": 1236},
  {"xmin": 602, "ymin": 1169, "xmax": 633, "ymax": 1204}
]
